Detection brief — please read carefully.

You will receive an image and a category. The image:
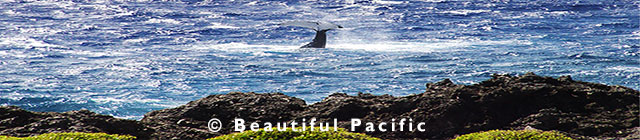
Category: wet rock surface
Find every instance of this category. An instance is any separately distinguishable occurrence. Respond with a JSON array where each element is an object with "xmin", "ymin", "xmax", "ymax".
[{"xmin": 1, "ymin": 73, "xmax": 638, "ymax": 139}]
